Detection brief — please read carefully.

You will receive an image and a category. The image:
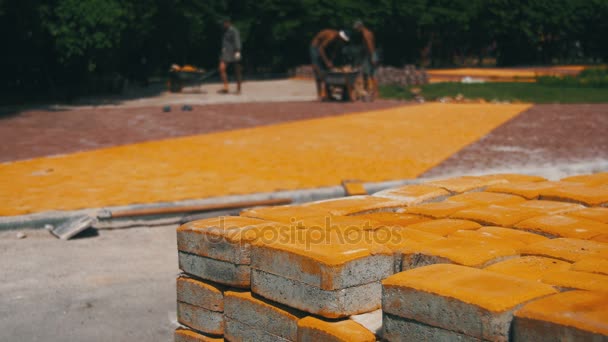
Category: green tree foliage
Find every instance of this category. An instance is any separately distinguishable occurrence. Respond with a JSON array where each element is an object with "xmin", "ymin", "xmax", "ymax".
[{"xmin": 0, "ymin": 0, "xmax": 605, "ymax": 99}]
